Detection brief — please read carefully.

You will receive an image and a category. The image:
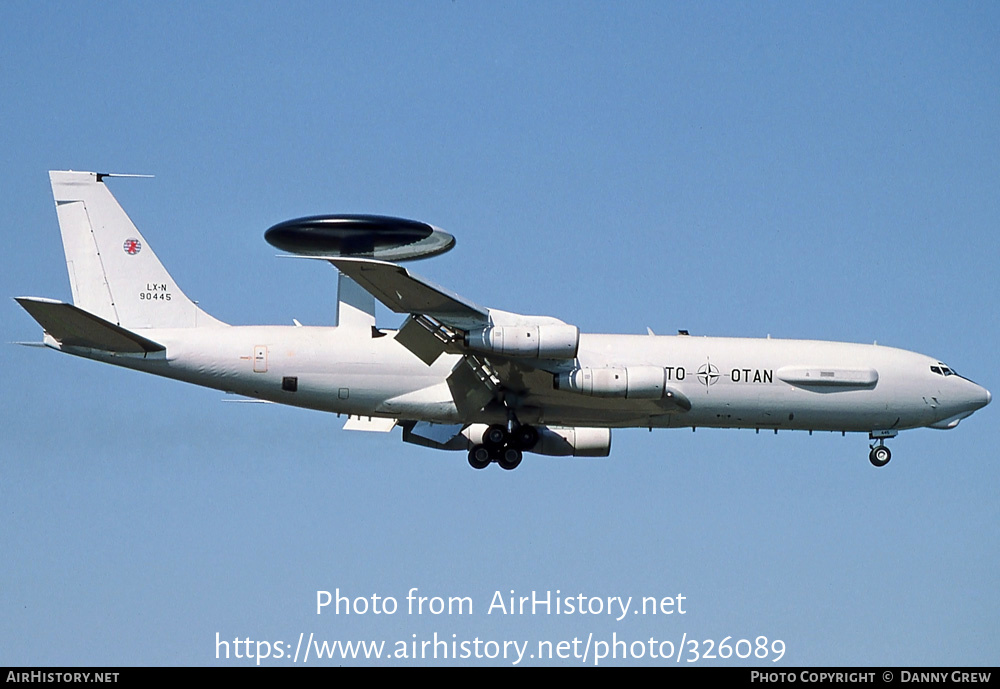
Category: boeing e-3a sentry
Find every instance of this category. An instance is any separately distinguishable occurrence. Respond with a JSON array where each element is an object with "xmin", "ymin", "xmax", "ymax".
[{"xmin": 16, "ymin": 171, "xmax": 991, "ymax": 469}]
